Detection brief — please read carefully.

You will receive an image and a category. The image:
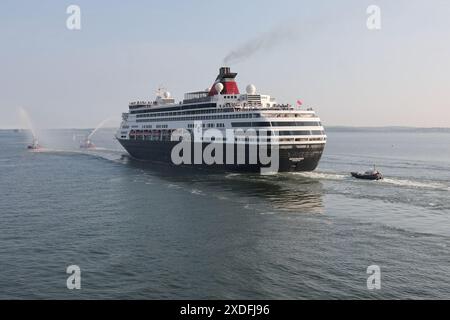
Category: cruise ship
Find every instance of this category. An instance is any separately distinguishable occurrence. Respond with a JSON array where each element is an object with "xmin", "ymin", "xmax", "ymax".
[{"xmin": 116, "ymin": 67, "xmax": 326, "ymax": 172}]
